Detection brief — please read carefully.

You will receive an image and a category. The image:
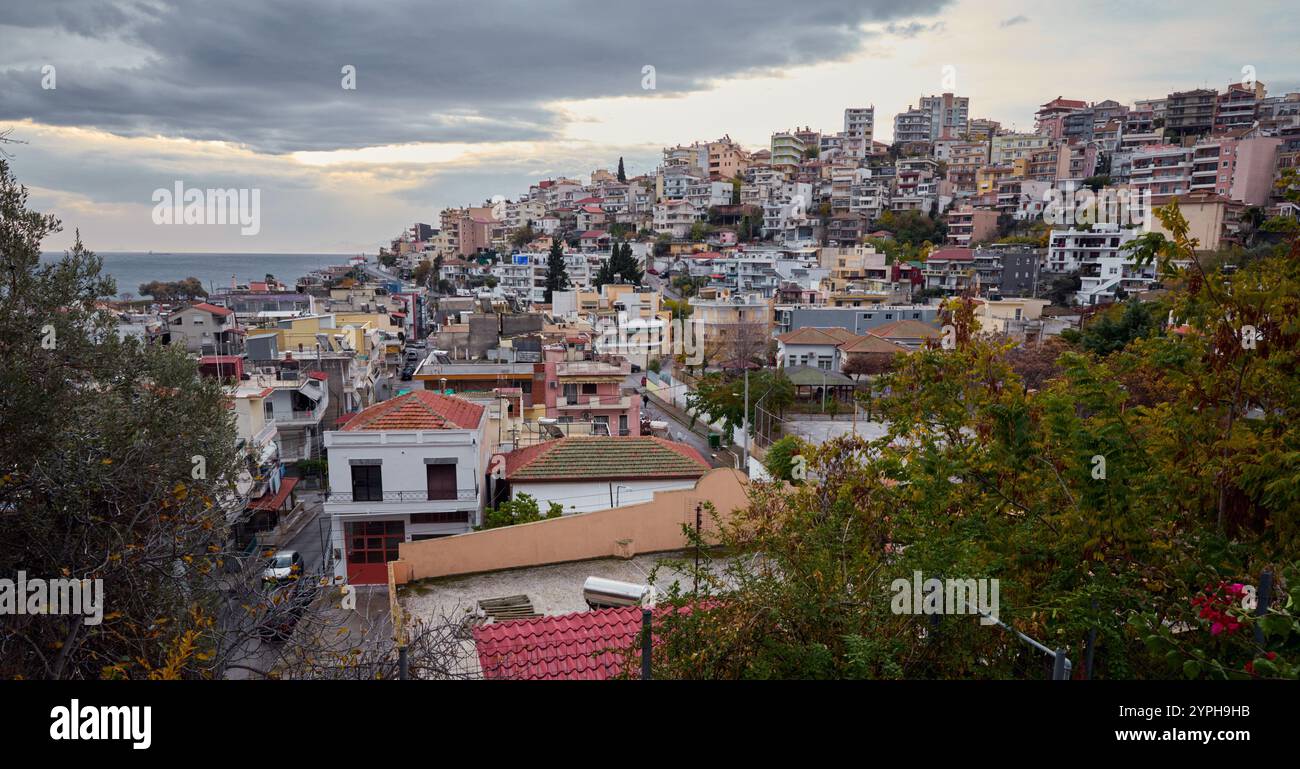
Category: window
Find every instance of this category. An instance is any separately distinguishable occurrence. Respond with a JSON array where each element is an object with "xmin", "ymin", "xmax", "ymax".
[
  {"xmin": 581, "ymin": 383, "xmax": 598, "ymax": 395},
  {"xmin": 350, "ymin": 464, "xmax": 383, "ymax": 502},
  {"xmin": 425, "ymin": 464, "xmax": 457, "ymax": 501}
]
